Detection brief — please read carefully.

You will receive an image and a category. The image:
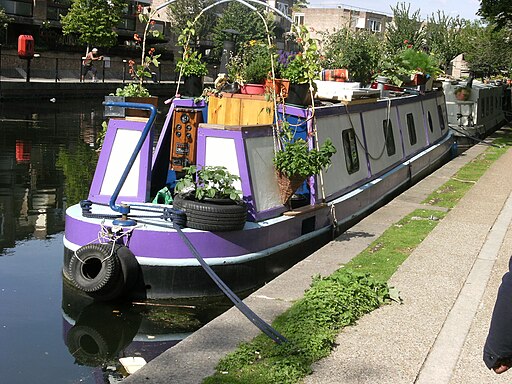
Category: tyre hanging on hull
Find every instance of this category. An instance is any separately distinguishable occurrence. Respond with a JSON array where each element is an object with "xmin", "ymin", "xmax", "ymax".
[{"xmin": 68, "ymin": 243, "xmax": 139, "ymax": 301}]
